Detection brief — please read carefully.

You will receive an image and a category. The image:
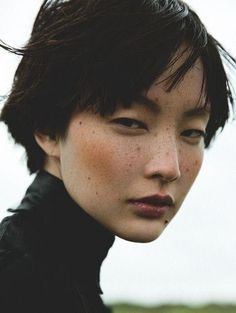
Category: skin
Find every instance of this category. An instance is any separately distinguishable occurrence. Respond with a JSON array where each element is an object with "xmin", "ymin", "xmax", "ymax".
[{"xmin": 35, "ymin": 54, "xmax": 209, "ymax": 243}]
